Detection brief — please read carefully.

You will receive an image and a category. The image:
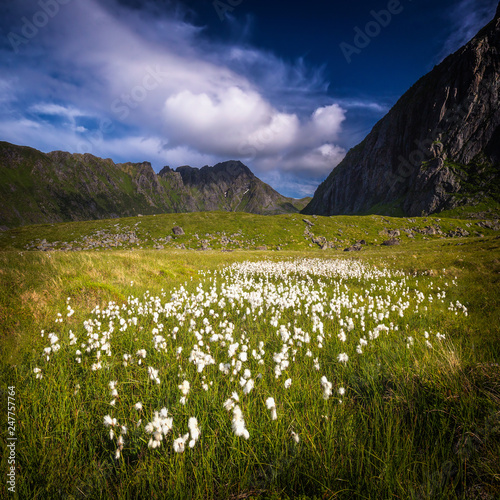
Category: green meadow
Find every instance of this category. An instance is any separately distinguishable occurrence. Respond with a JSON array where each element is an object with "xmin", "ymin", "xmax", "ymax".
[{"xmin": 1, "ymin": 212, "xmax": 499, "ymax": 499}]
